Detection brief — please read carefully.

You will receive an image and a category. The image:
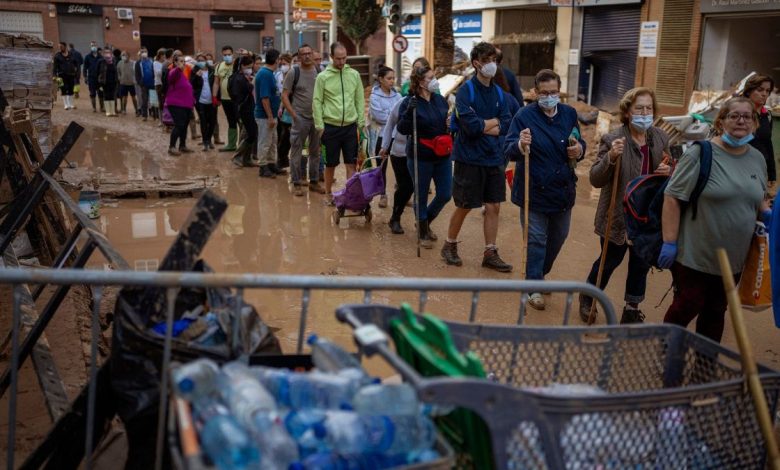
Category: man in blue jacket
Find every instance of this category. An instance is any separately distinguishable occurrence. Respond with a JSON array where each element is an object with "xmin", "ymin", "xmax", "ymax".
[
  {"xmin": 134, "ymin": 47, "xmax": 155, "ymax": 120},
  {"xmin": 504, "ymin": 69, "xmax": 585, "ymax": 310},
  {"xmin": 442, "ymin": 42, "xmax": 513, "ymax": 272},
  {"xmin": 83, "ymin": 41, "xmax": 104, "ymax": 112}
]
